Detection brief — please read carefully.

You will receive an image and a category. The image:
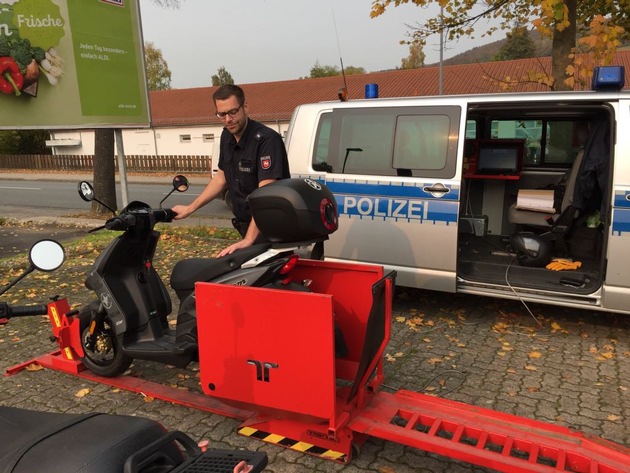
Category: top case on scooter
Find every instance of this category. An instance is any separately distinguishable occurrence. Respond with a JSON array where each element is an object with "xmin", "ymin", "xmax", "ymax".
[{"xmin": 247, "ymin": 178, "xmax": 338, "ymax": 244}]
